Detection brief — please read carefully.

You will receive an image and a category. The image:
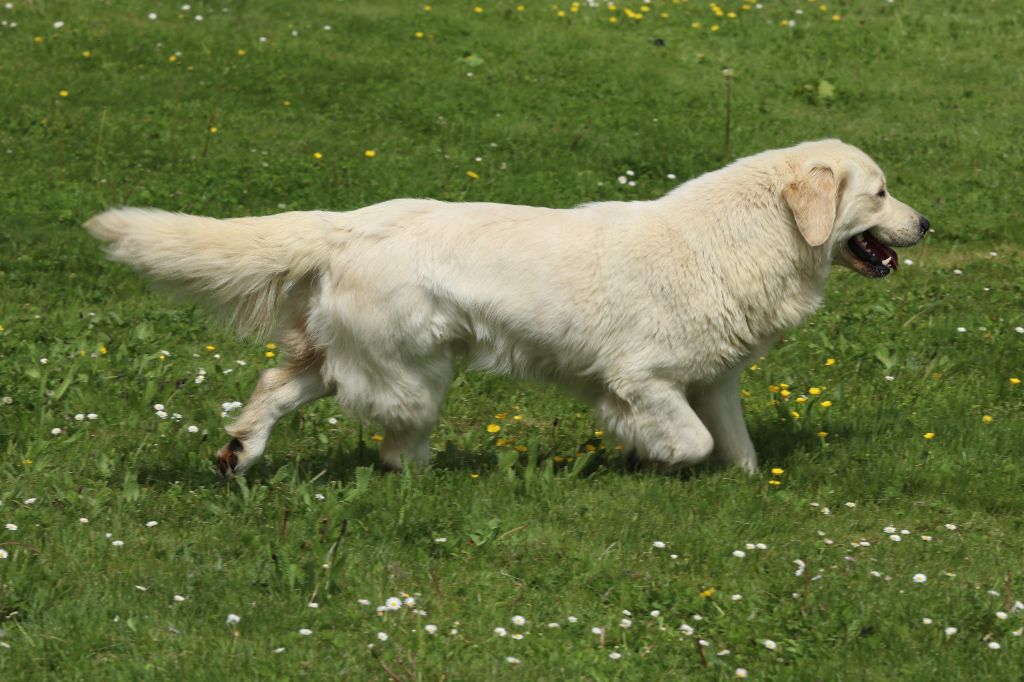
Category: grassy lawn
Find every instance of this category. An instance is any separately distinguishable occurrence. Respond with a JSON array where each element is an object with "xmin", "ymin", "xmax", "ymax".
[{"xmin": 2, "ymin": 0, "xmax": 1023, "ymax": 678}]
